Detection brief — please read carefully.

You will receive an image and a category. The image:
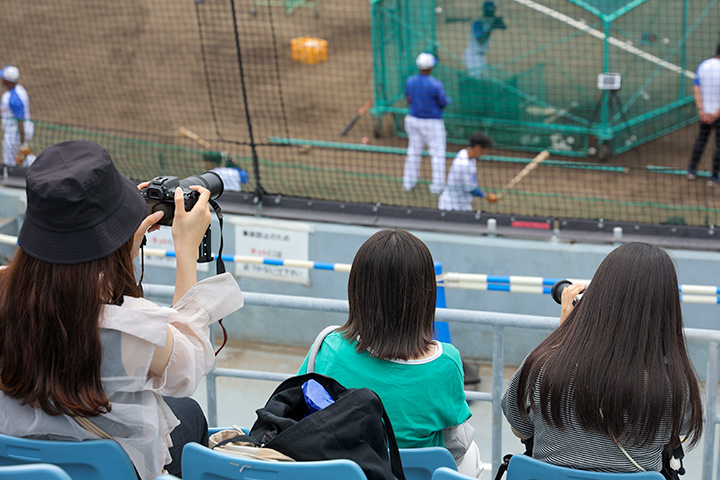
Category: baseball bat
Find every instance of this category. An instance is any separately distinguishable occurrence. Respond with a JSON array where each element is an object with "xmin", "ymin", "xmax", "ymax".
[
  {"xmin": 340, "ymin": 99, "xmax": 373, "ymax": 136},
  {"xmin": 494, "ymin": 150, "xmax": 549, "ymax": 201},
  {"xmin": 179, "ymin": 126, "xmax": 213, "ymax": 150}
]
